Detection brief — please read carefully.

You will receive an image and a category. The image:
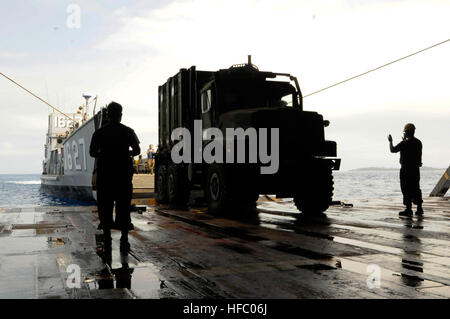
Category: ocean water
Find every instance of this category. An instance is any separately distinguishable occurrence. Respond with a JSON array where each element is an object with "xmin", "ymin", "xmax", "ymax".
[
  {"xmin": 0, "ymin": 174, "xmax": 94, "ymax": 208},
  {"xmin": 0, "ymin": 169, "xmax": 445, "ymax": 208},
  {"xmin": 332, "ymin": 169, "xmax": 444, "ymax": 201}
]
